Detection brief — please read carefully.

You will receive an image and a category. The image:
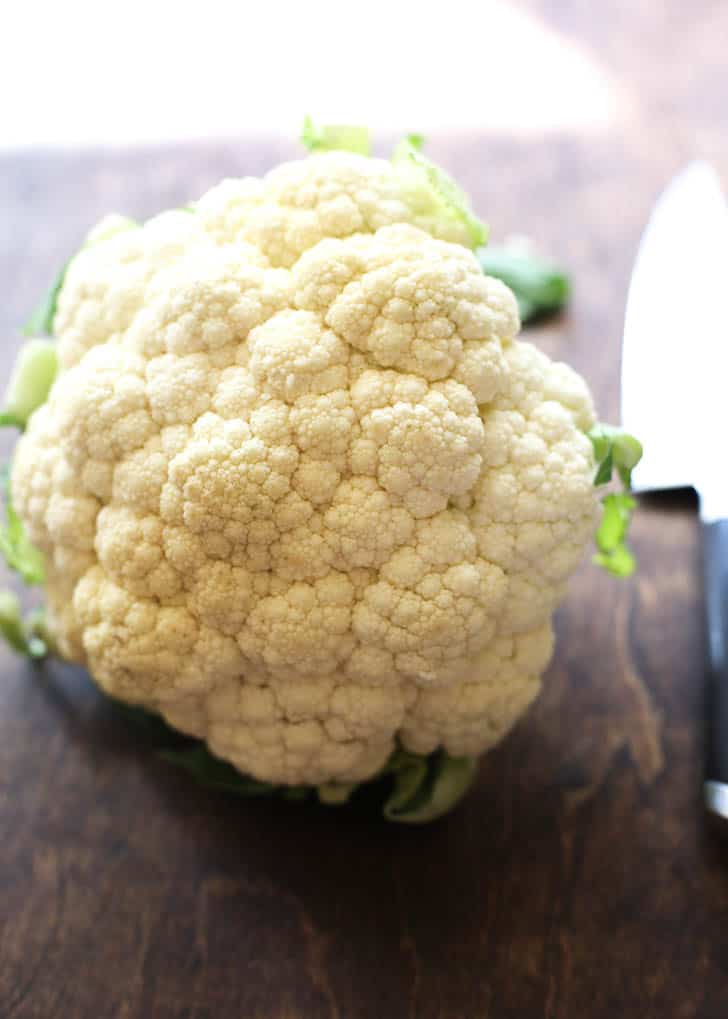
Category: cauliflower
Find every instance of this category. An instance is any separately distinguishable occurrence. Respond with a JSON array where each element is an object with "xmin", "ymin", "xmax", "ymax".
[{"xmin": 3, "ymin": 129, "xmax": 638, "ymax": 820}]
